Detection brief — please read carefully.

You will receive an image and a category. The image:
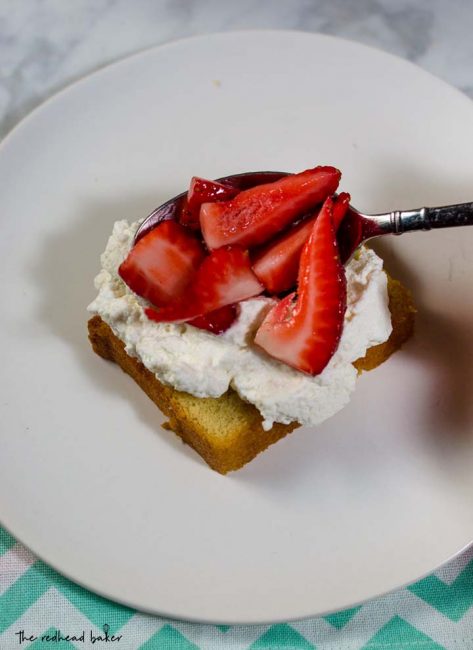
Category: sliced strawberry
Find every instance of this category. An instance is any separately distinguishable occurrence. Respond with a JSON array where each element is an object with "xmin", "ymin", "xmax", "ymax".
[
  {"xmin": 179, "ymin": 177, "xmax": 239, "ymax": 230},
  {"xmin": 333, "ymin": 191, "xmax": 351, "ymax": 229},
  {"xmin": 252, "ymin": 191, "xmax": 352, "ymax": 295},
  {"xmin": 188, "ymin": 304, "xmax": 238, "ymax": 334},
  {"xmin": 188, "ymin": 177, "xmax": 239, "ymax": 212},
  {"xmin": 254, "ymin": 197, "xmax": 346, "ymax": 375},
  {"xmin": 200, "ymin": 165, "xmax": 341, "ymax": 249},
  {"xmin": 178, "ymin": 198, "xmax": 200, "ymax": 230},
  {"xmin": 119, "ymin": 220, "xmax": 205, "ymax": 307},
  {"xmin": 251, "ymin": 213, "xmax": 319, "ymax": 295},
  {"xmin": 145, "ymin": 247, "xmax": 263, "ymax": 322}
]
